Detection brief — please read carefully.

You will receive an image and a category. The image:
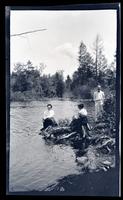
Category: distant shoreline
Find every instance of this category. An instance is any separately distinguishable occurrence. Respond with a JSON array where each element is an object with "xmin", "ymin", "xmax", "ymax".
[{"xmin": 10, "ymin": 97, "xmax": 94, "ymax": 103}]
